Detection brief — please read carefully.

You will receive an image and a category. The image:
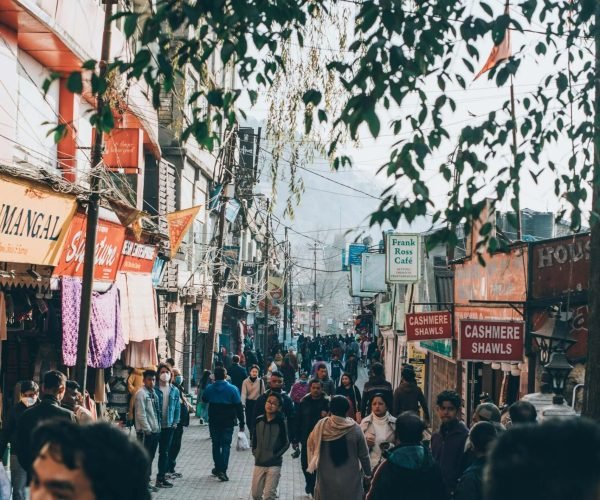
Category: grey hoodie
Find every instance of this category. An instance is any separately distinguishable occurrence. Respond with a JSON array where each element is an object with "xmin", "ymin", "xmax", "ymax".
[{"xmin": 252, "ymin": 413, "xmax": 290, "ymax": 467}]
